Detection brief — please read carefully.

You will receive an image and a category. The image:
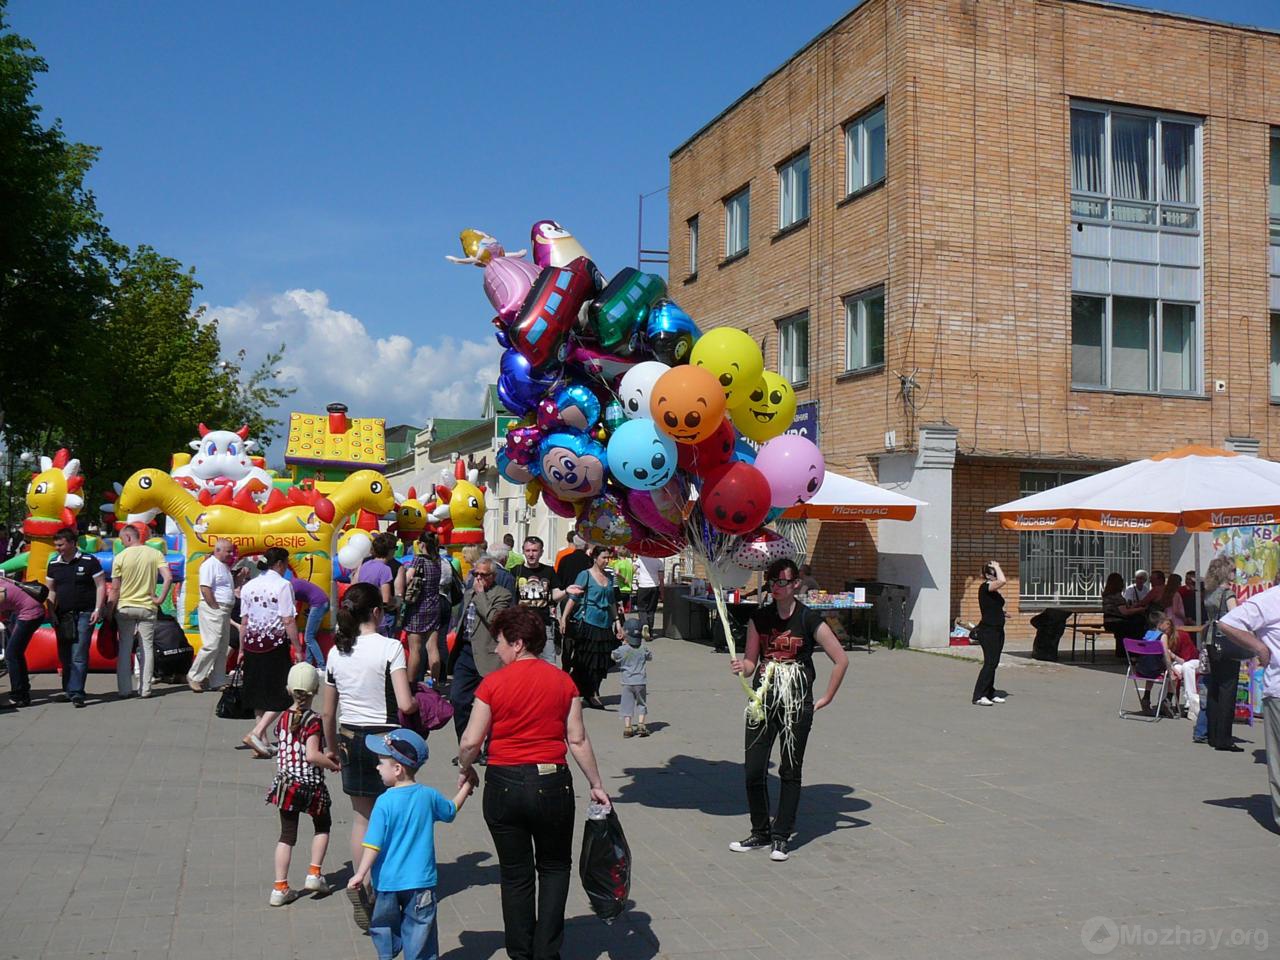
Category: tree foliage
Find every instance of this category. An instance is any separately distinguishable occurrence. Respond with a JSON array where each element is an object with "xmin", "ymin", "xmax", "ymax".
[{"xmin": 0, "ymin": 2, "xmax": 293, "ymax": 502}]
